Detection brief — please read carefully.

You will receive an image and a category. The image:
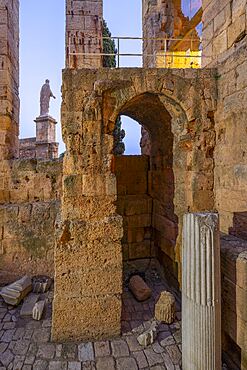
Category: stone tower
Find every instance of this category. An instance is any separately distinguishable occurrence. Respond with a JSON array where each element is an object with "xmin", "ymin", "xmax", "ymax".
[
  {"xmin": 0, "ymin": 0, "xmax": 20, "ymax": 159},
  {"xmin": 142, "ymin": 0, "xmax": 200, "ymax": 67},
  {"xmin": 65, "ymin": 0, "xmax": 103, "ymax": 68}
]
